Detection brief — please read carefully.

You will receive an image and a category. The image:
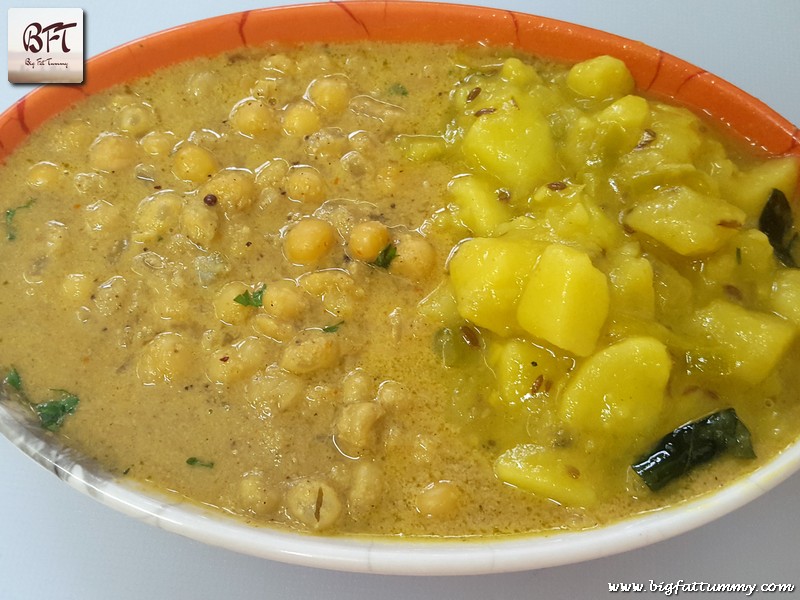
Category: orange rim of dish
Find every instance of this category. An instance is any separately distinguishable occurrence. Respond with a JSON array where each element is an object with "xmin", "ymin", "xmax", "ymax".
[{"xmin": 1, "ymin": 1, "xmax": 799, "ymax": 163}]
